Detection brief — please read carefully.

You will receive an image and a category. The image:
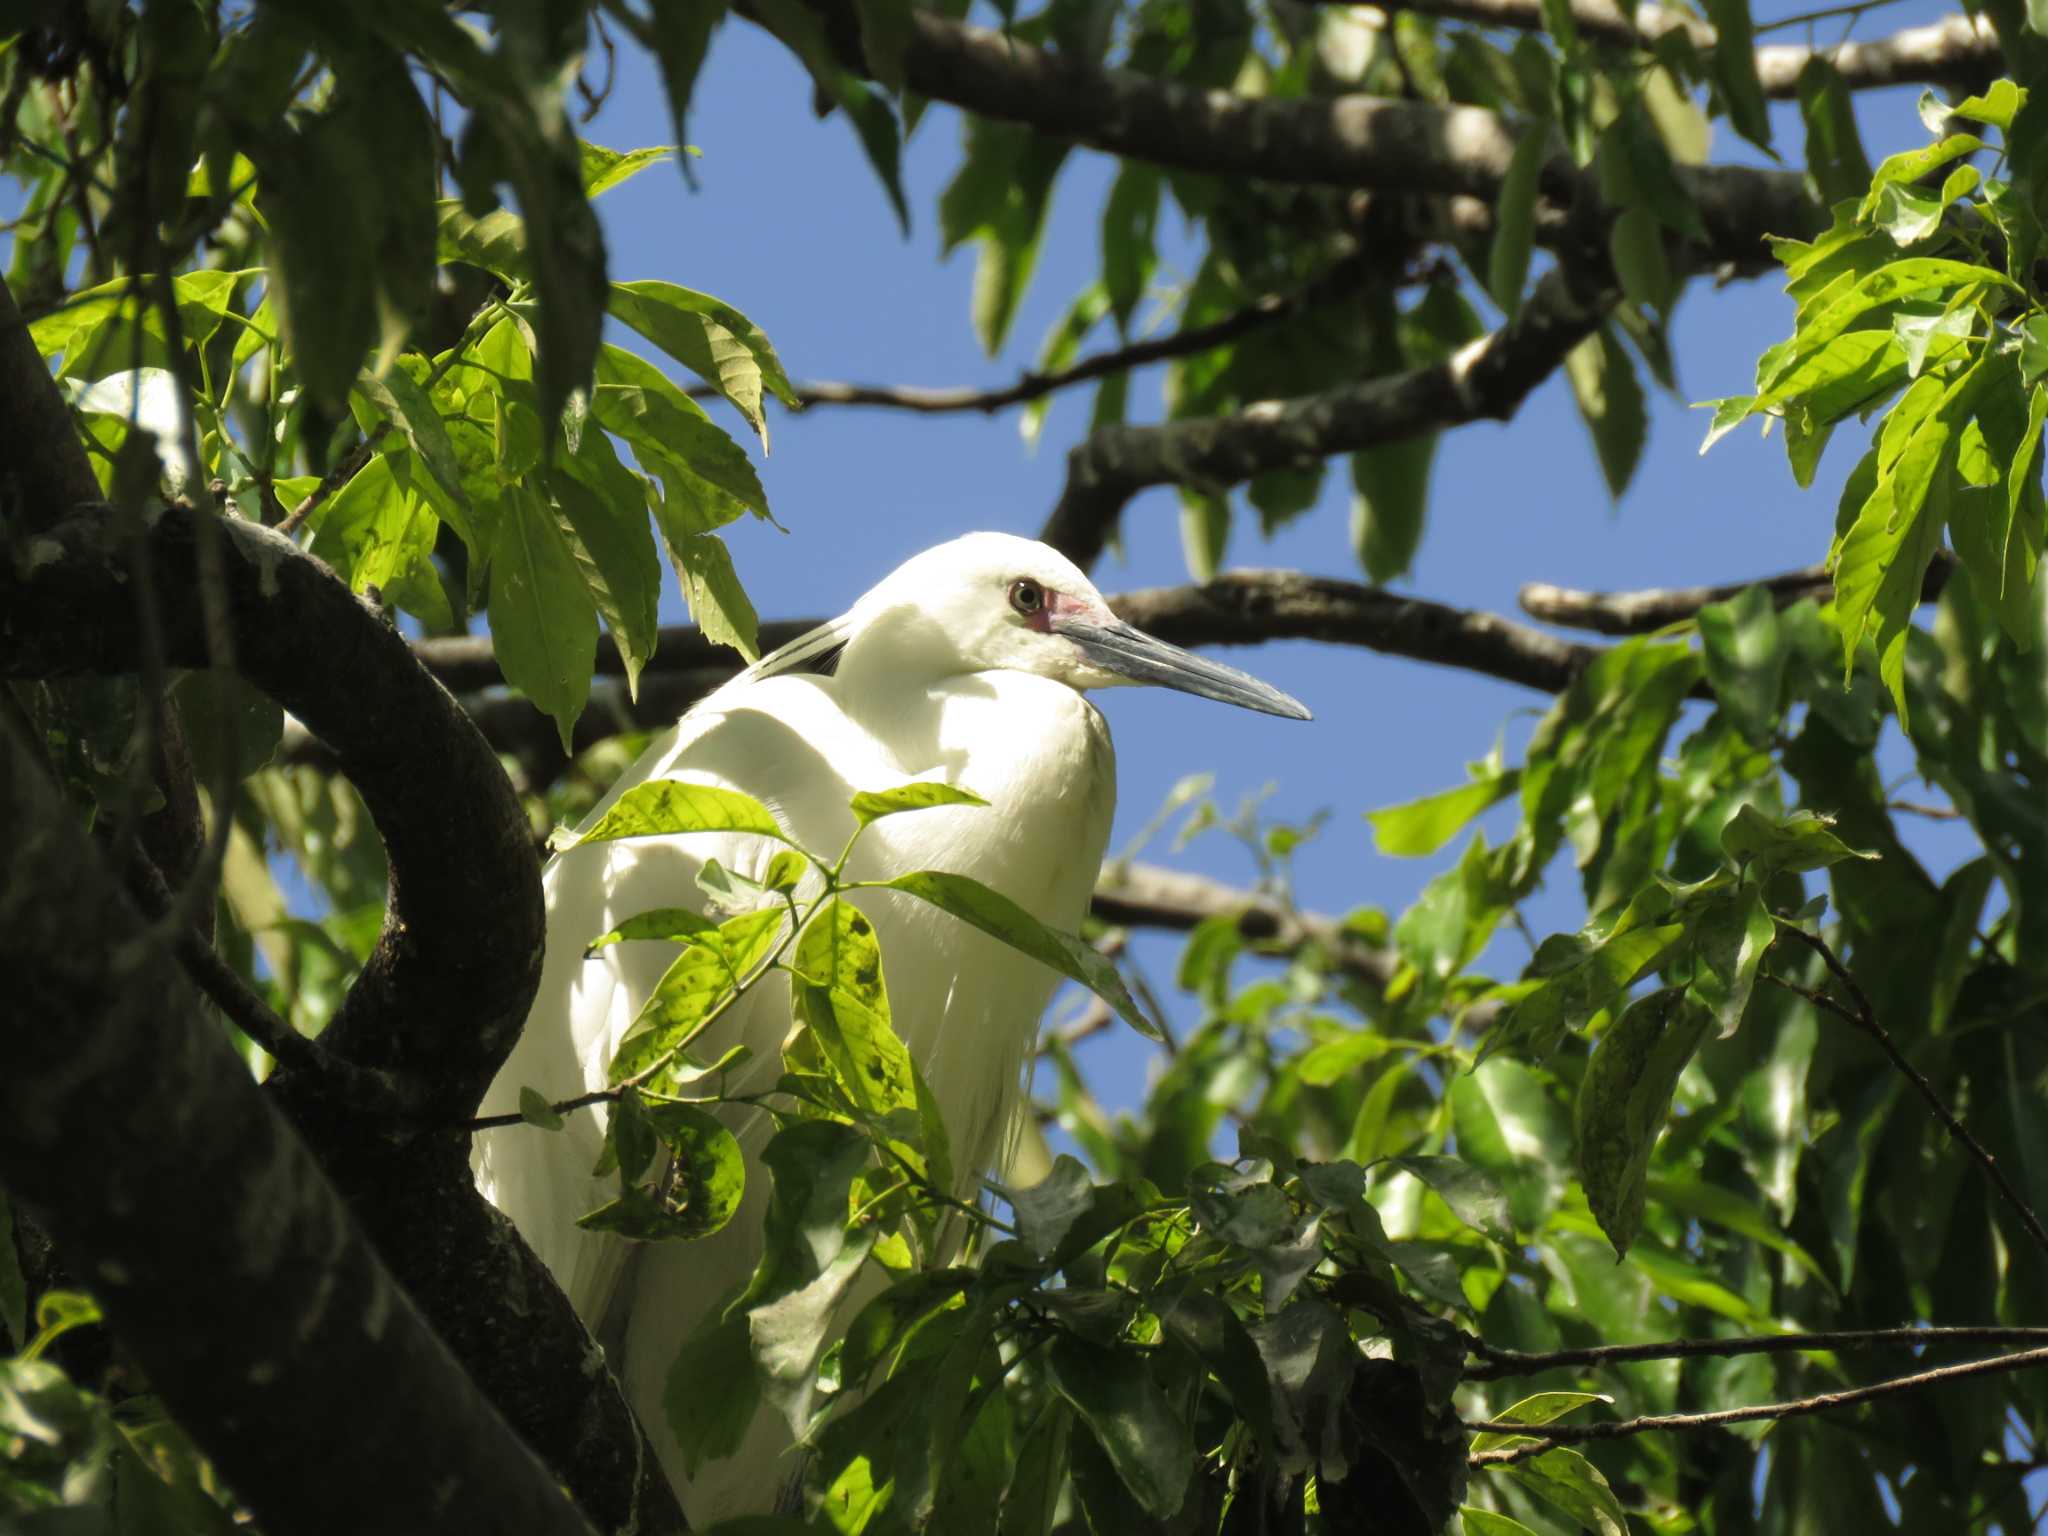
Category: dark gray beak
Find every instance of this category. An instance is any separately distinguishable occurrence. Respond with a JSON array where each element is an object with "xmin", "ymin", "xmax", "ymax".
[{"xmin": 1055, "ymin": 617, "xmax": 1312, "ymax": 721}]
